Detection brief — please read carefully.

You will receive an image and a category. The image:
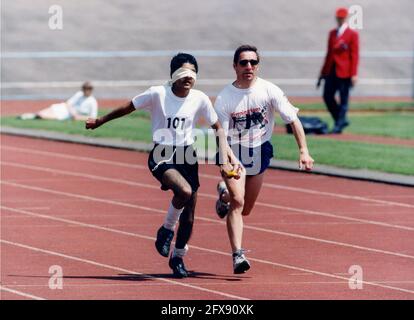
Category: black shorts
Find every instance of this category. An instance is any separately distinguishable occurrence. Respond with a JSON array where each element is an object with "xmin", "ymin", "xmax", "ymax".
[
  {"xmin": 148, "ymin": 144, "xmax": 200, "ymax": 192},
  {"xmin": 216, "ymin": 141, "xmax": 274, "ymax": 176}
]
